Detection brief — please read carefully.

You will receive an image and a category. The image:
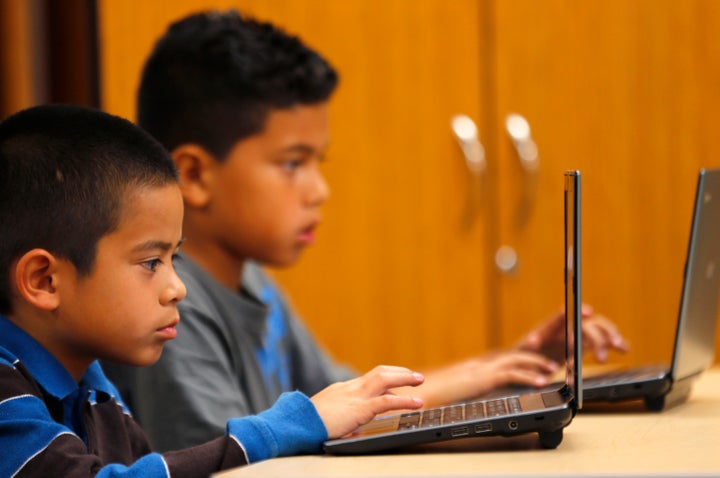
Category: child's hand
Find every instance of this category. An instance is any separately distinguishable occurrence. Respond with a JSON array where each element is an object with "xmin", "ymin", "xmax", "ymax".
[
  {"xmin": 311, "ymin": 365, "xmax": 424, "ymax": 439},
  {"xmin": 392, "ymin": 350, "xmax": 558, "ymax": 408},
  {"xmin": 517, "ymin": 303, "xmax": 629, "ymax": 363}
]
